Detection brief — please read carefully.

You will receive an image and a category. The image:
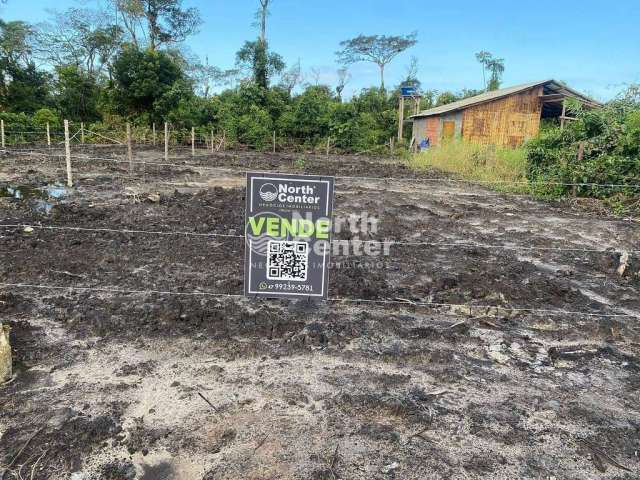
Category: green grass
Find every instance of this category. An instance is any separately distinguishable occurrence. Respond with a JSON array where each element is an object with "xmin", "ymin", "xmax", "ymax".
[{"xmin": 408, "ymin": 141, "xmax": 530, "ymax": 193}]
